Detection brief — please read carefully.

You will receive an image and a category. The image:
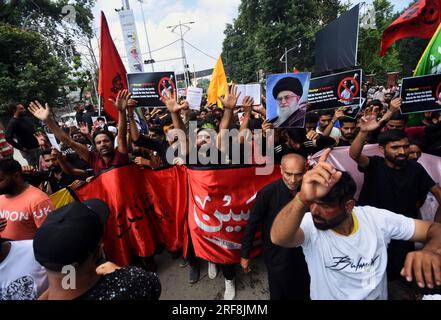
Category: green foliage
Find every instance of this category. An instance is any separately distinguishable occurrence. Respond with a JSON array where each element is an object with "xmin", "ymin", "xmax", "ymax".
[
  {"xmin": 0, "ymin": 0, "xmax": 96, "ymax": 115},
  {"xmin": 222, "ymin": 0, "xmax": 349, "ymax": 82},
  {"xmin": 0, "ymin": 23, "xmax": 70, "ymax": 114},
  {"xmin": 223, "ymin": 0, "xmax": 430, "ymax": 84}
]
